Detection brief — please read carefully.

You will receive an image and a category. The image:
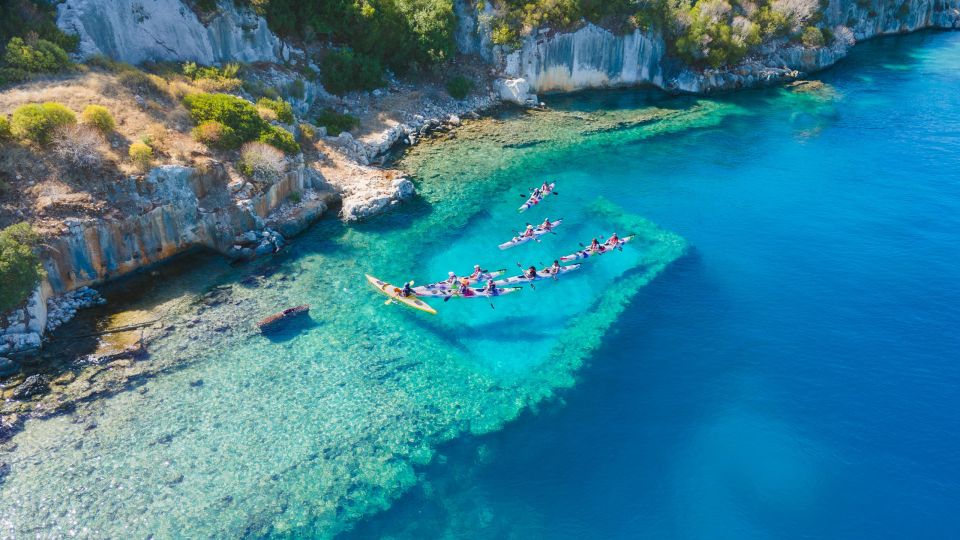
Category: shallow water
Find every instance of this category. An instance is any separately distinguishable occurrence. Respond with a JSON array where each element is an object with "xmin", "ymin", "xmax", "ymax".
[{"xmin": 3, "ymin": 30, "xmax": 960, "ymax": 539}]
